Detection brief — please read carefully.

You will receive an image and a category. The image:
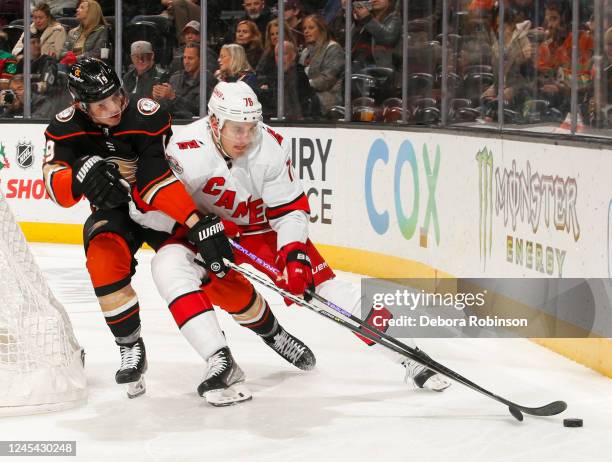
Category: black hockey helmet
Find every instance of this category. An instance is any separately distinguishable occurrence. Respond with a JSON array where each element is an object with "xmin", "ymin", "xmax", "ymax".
[{"xmin": 68, "ymin": 57, "xmax": 121, "ymax": 104}]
